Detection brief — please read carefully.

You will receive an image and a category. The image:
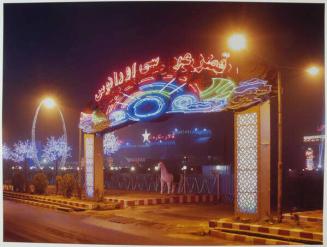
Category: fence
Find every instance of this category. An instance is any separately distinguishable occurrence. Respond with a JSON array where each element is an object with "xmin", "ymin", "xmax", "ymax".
[{"xmin": 105, "ymin": 172, "xmax": 234, "ymax": 203}]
